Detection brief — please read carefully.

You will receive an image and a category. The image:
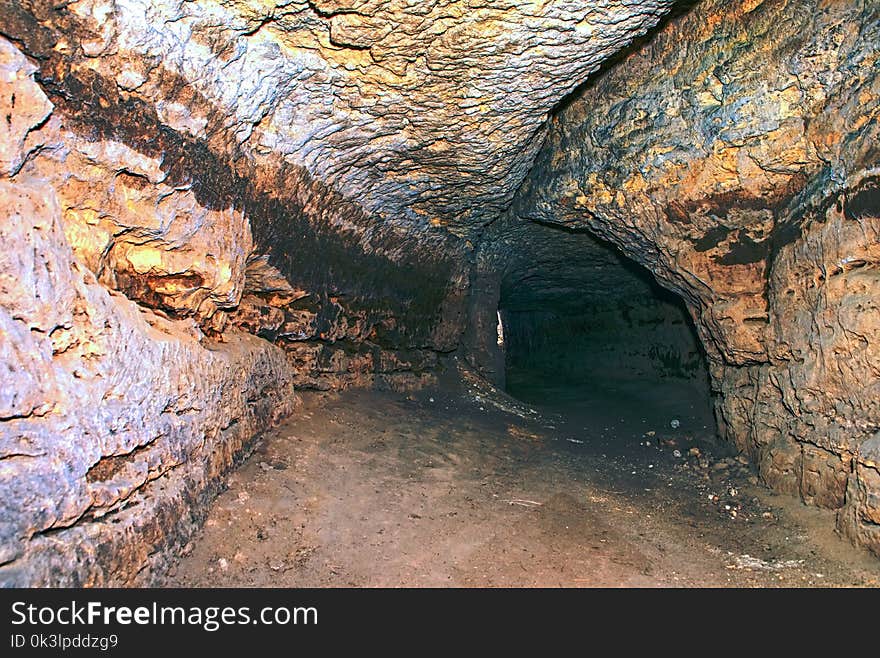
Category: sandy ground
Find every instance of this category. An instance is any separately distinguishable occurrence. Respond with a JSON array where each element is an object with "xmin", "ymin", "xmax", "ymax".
[{"xmin": 169, "ymin": 370, "xmax": 880, "ymax": 588}]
